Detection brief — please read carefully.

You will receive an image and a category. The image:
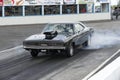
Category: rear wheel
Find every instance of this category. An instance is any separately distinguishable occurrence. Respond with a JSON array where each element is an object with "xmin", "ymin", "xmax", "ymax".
[
  {"xmin": 66, "ymin": 44, "xmax": 74, "ymax": 57},
  {"xmin": 30, "ymin": 50, "xmax": 39, "ymax": 57}
]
